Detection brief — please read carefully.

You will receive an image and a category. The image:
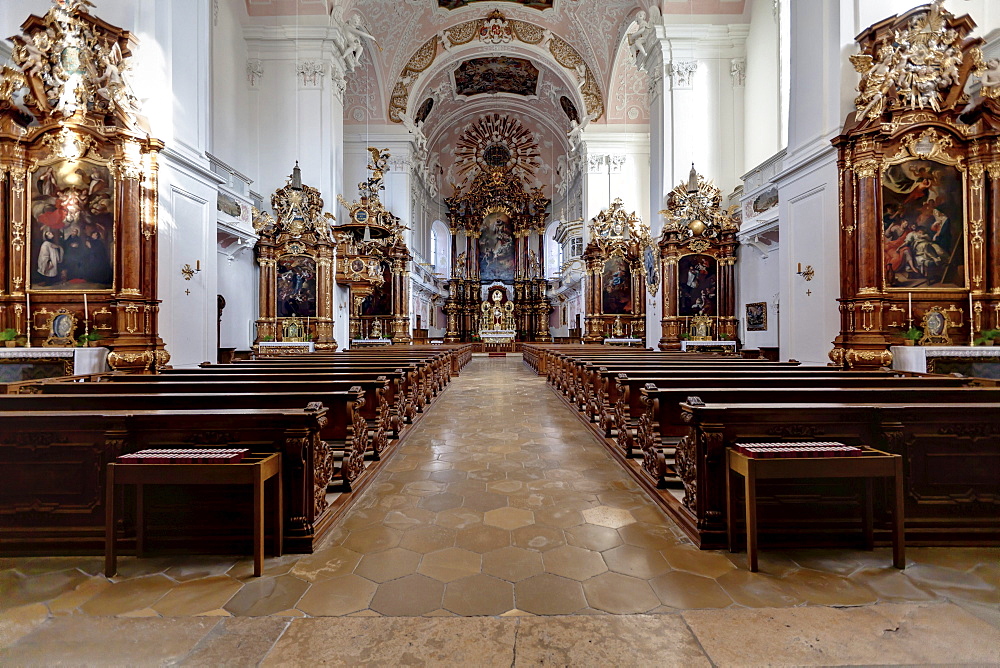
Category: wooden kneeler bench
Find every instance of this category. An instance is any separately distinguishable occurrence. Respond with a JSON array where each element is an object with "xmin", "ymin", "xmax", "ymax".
[
  {"xmin": 726, "ymin": 444, "xmax": 904, "ymax": 572},
  {"xmin": 105, "ymin": 451, "xmax": 282, "ymax": 577}
]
